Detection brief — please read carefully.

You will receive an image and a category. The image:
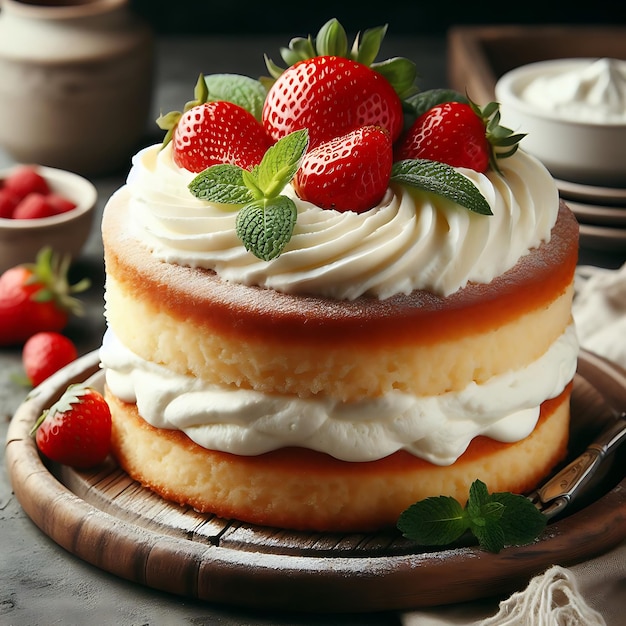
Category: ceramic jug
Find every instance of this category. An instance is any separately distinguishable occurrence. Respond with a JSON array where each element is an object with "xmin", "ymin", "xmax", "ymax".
[{"xmin": 0, "ymin": 0, "xmax": 154, "ymax": 175}]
